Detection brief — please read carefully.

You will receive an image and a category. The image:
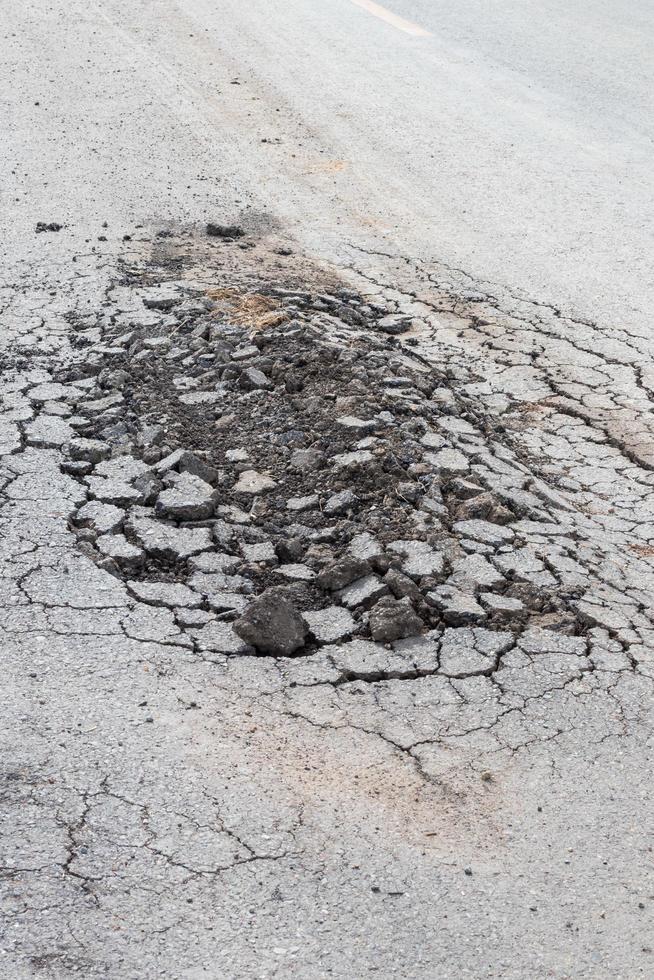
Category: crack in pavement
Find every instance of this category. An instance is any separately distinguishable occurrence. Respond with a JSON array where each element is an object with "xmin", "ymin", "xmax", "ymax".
[{"xmin": 1, "ymin": 228, "xmax": 653, "ymax": 978}]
